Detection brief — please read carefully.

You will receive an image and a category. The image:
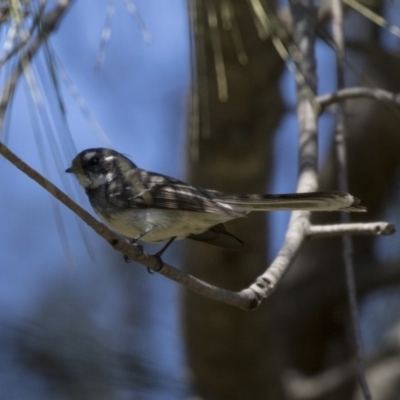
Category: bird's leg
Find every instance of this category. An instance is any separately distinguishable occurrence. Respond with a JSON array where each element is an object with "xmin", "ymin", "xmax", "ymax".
[
  {"xmin": 123, "ymin": 228, "xmax": 153, "ymax": 263},
  {"xmin": 147, "ymin": 236, "xmax": 177, "ymax": 273}
]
